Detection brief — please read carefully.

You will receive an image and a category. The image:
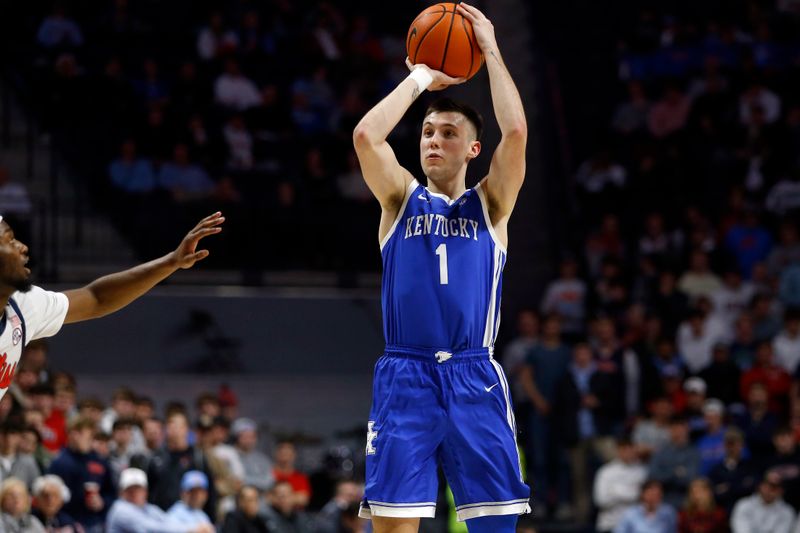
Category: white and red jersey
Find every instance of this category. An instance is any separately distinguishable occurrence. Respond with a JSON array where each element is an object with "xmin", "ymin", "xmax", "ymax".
[{"xmin": 0, "ymin": 286, "xmax": 68, "ymax": 399}]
